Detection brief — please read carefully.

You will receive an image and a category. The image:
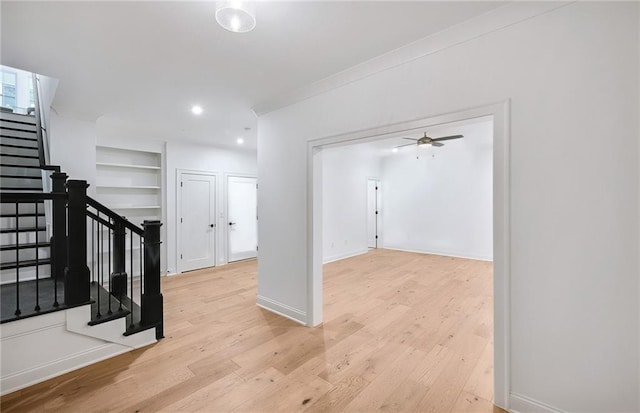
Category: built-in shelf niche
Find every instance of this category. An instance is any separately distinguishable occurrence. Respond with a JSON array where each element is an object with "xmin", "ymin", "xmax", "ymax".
[{"xmin": 95, "ymin": 145, "xmax": 163, "ymax": 226}]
